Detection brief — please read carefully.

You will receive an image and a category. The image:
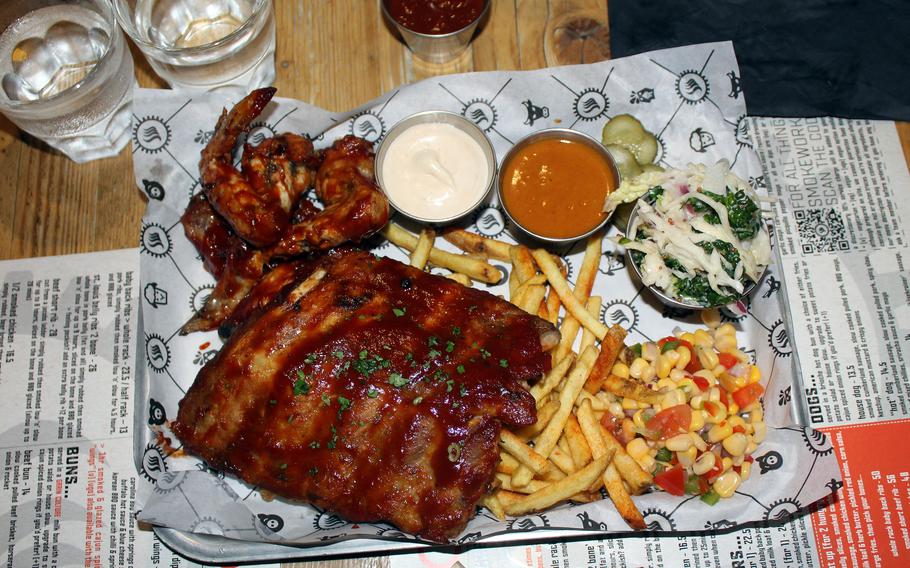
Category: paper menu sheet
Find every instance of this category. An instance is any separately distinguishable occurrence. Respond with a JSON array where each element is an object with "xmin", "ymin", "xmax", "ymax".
[
  {"xmin": 750, "ymin": 118, "xmax": 910, "ymax": 427},
  {"xmin": 0, "ymin": 250, "xmax": 259, "ymax": 568}
]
